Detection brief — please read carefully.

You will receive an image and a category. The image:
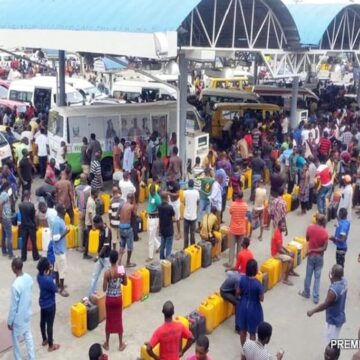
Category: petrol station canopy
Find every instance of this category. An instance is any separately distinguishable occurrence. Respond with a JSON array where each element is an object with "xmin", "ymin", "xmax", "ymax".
[{"xmin": 0, "ymin": 0, "xmax": 360, "ymax": 58}]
